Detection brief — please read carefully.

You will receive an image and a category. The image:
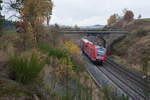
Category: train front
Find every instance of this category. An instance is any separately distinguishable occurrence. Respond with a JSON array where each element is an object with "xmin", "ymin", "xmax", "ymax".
[{"xmin": 96, "ymin": 46, "xmax": 107, "ymax": 64}]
